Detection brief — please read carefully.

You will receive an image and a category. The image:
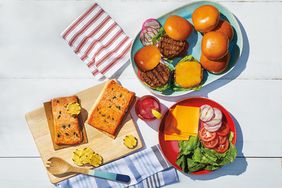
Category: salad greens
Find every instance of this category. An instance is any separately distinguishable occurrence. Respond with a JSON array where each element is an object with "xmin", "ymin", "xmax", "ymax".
[
  {"xmin": 176, "ymin": 132, "xmax": 237, "ymax": 173},
  {"xmin": 178, "ymin": 54, "xmax": 195, "ymax": 63},
  {"xmin": 152, "ymin": 27, "xmax": 165, "ymax": 45}
]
